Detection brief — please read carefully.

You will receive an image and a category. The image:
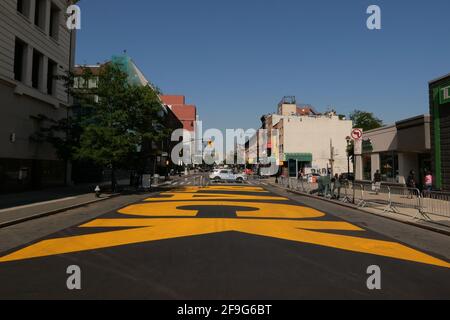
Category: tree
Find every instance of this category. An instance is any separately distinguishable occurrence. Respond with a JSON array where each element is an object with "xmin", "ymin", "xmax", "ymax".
[
  {"xmin": 349, "ymin": 110, "xmax": 383, "ymax": 131},
  {"xmin": 75, "ymin": 64, "xmax": 168, "ymax": 191},
  {"xmin": 33, "ymin": 63, "xmax": 169, "ymax": 191}
]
